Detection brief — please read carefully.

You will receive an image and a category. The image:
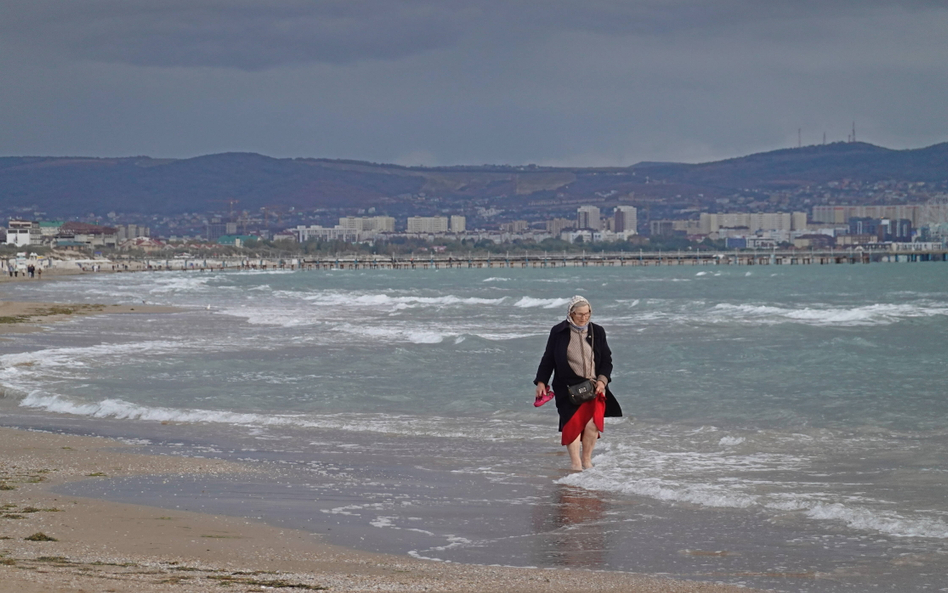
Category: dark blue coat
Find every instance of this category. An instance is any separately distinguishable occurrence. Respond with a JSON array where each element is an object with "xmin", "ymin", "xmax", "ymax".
[{"xmin": 534, "ymin": 320, "xmax": 622, "ymax": 430}]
